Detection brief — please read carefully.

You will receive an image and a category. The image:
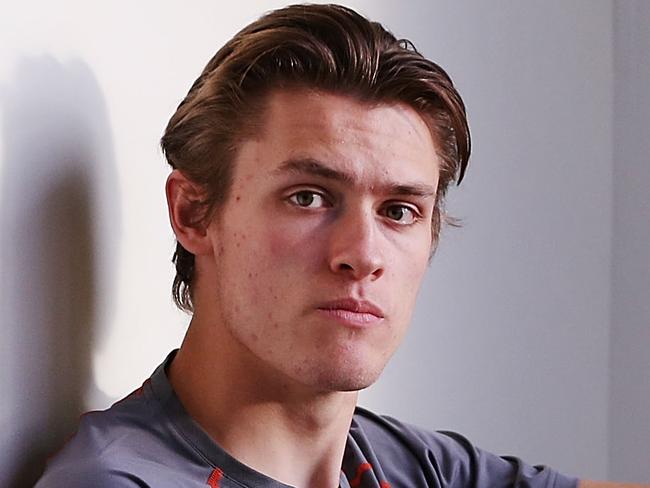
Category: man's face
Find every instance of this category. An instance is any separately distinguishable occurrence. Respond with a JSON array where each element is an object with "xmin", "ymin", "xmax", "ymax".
[{"xmin": 199, "ymin": 89, "xmax": 439, "ymax": 393}]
